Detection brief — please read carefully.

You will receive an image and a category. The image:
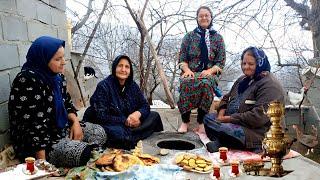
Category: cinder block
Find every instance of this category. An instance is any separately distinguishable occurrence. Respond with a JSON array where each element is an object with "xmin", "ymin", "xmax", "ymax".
[
  {"xmin": 8, "ymin": 67, "xmax": 21, "ymax": 86},
  {"xmin": 18, "ymin": 42, "xmax": 31, "ymax": 66},
  {"xmin": 0, "ymin": 16, "xmax": 3, "ymax": 40},
  {"xmin": 2, "ymin": 15, "xmax": 28, "ymax": 41},
  {"xmin": 50, "ymin": 0, "xmax": 66, "ymax": 11},
  {"xmin": 0, "ymin": 44, "xmax": 19, "ymax": 70},
  {"xmin": 51, "ymin": 8, "xmax": 66, "ymax": 26},
  {"xmin": 0, "ymin": 72, "xmax": 10, "ymax": 104},
  {"xmin": 0, "ymin": 0, "xmax": 17, "ymax": 13},
  {"xmin": 57, "ymin": 28, "xmax": 68, "ymax": 41},
  {"xmin": 58, "ymin": 28, "xmax": 70, "ymax": 59},
  {"xmin": 17, "ymin": 0, "xmax": 37, "ymax": 19},
  {"xmin": 36, "ymin": 1, "xmax": 52, "ymax": 24},
  {"xmin": 27, "ymin": 21, "xmax": 57, "ymax": 41},
  {"xmin": 0, "ymin": 103, "xmax": 9, "ymax": 133}
]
